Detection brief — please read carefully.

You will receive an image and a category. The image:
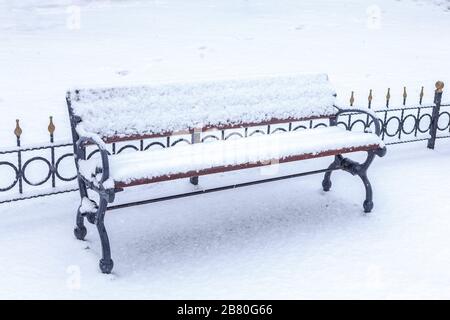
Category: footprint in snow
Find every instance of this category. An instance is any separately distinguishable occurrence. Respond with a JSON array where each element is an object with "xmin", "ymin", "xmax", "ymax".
[{"xmin": 116, "ymin": 70, "xmax": 130, "ymax": 76}]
